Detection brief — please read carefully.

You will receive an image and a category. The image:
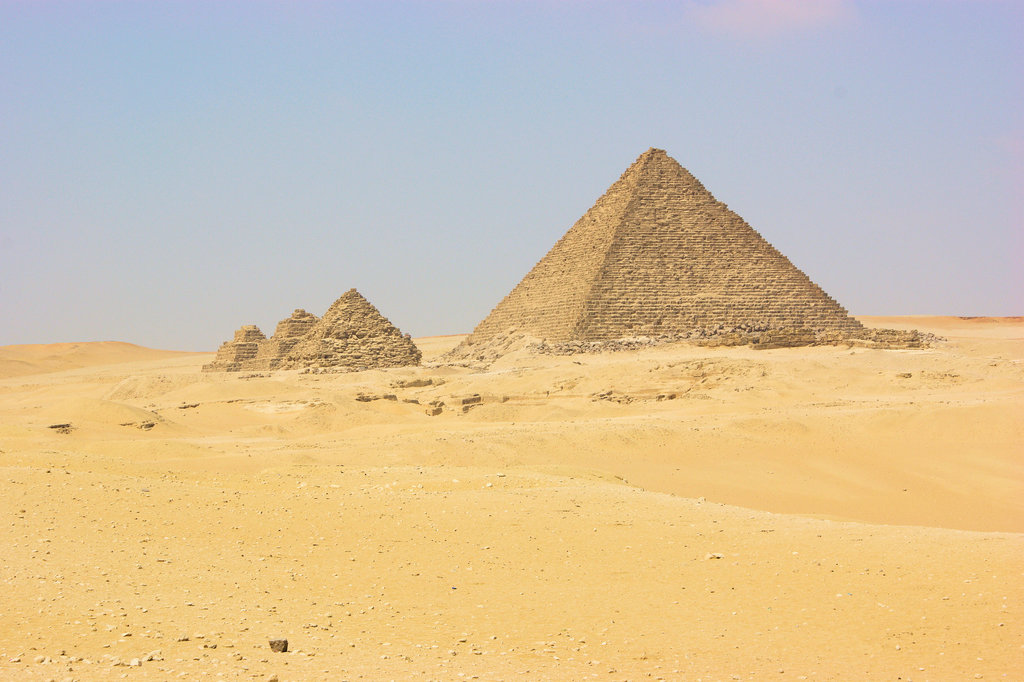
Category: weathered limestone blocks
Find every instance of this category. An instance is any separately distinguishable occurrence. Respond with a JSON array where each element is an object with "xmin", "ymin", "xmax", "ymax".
[
  {"xmin": 279, "ymin": 289, "xmax": 421, "ymax": 370},
  {"xmin": 250, "ymin": 309, "xmax": 320, "ymax": 370},
  {"xmin": 203, "ymin": 290, "xmax": 420, "ymax": 372},
  {"xmin": 202, "ymin": 325, "xmax": 267, "ymax": 372},
  {"xmin": 273, "ymin": 309, "xmax": 319, "ymax": 340}
]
